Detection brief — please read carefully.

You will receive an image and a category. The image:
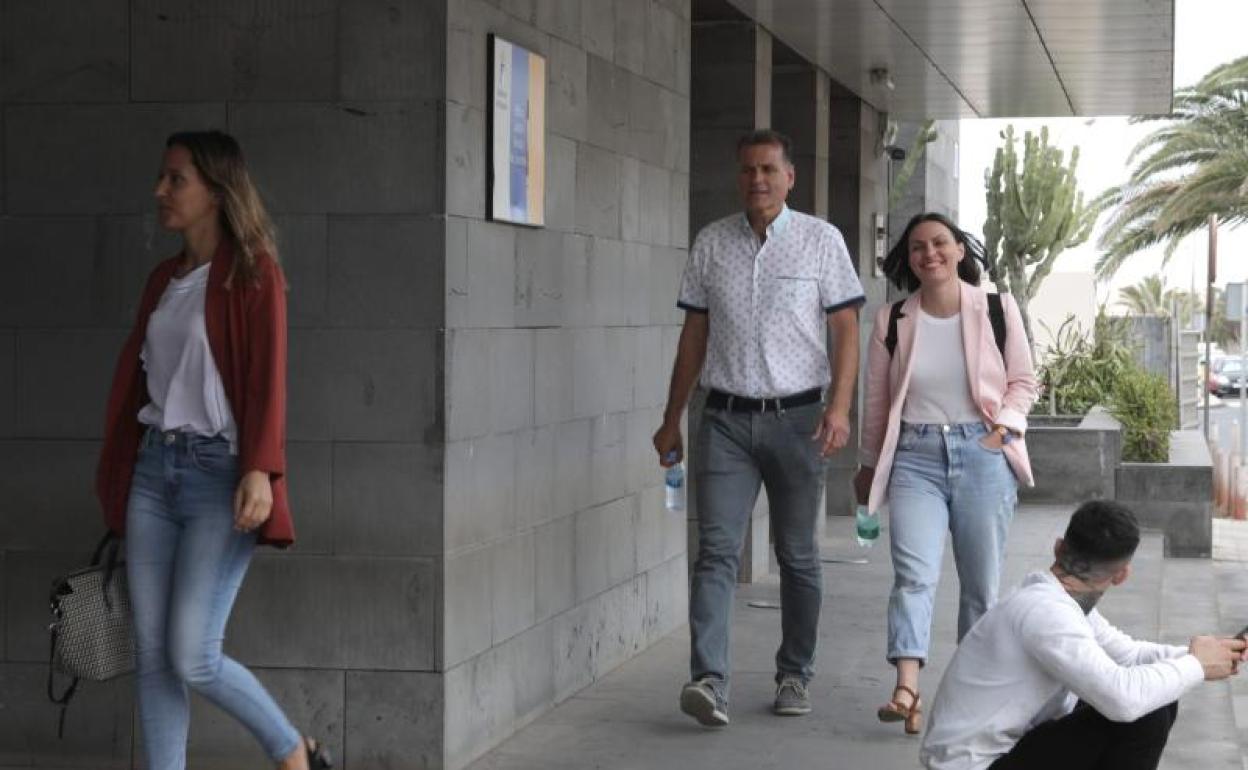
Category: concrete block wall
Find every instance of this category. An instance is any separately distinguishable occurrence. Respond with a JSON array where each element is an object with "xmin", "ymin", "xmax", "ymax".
[
  {"xmin": 440, "ymin": 0, "xmax": 691, "ymax": 766},
  {"xmin": 0, "ymin": 0, "xmax": 448, "ymax": 766}
]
